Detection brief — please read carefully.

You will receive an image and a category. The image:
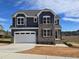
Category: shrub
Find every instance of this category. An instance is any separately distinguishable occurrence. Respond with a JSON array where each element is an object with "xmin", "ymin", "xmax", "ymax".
[{"xmin": 64, "ymin": 41, "xmax": 72, "ymax": 47}]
